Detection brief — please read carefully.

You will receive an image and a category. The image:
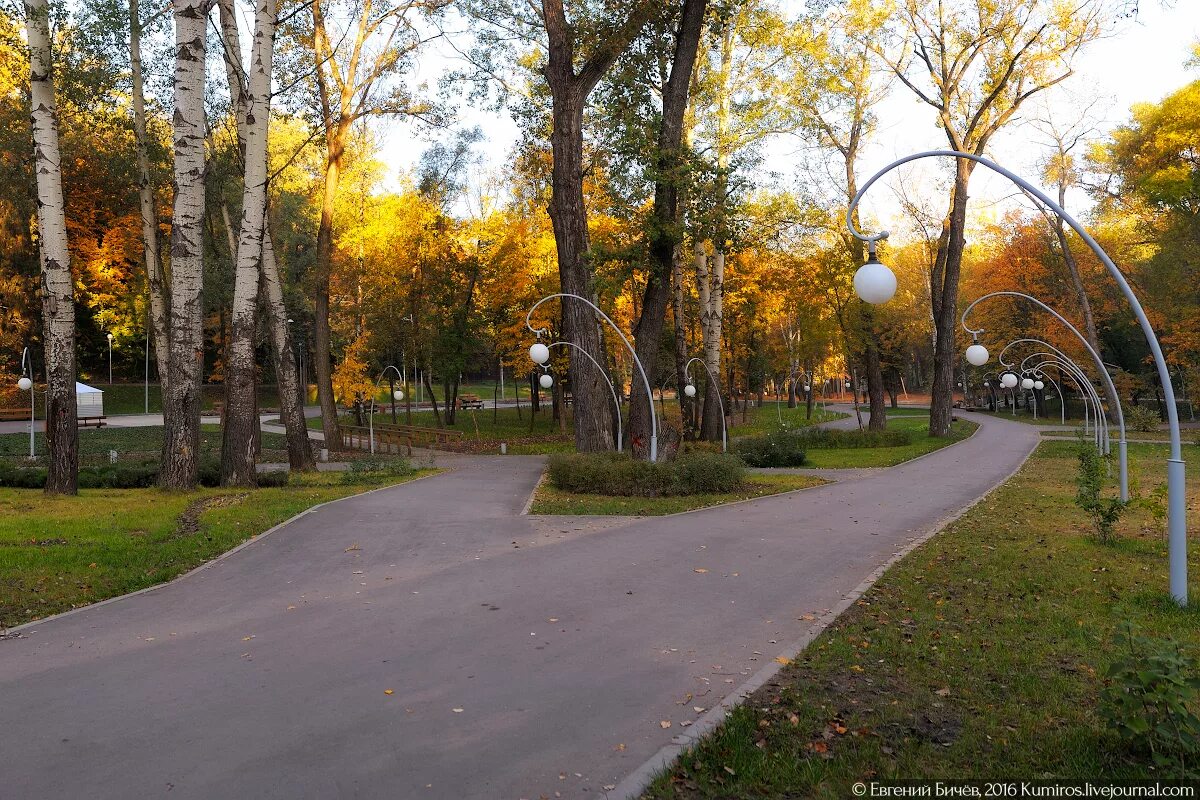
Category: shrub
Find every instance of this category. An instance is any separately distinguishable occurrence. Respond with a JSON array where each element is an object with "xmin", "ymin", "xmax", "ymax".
[
  {"xmin": 0, "ymin": 459, "xmax": 289, "ymax": 489},
  {"xmin": 0, "ymin": 460, "xmax": 47, "ymax": 488},
  {"xmin": 1074, "ymin": 439, "xmax": 1126, "ymax": 542},
  {"xmin": 1126, "ymin": 404, "xmax": 1162, "ymax": 433},
  {"xmin": 546, "ymin": 451, "xmax": 743, "ymax": 496},
  {"xmin": 734, "ymin": 428, "xmax": 808, "ymax": 467},
  {"xmin": 794, "ymin": 426, "xmax": 913, "ymax": 449},
  {"xmin": 1100, "ymin": 622, "xmax": 1200, "ymax": 776},
  {"xmin": 341, "ymin": 456, "xmax": 414, "ymax": 484}
]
